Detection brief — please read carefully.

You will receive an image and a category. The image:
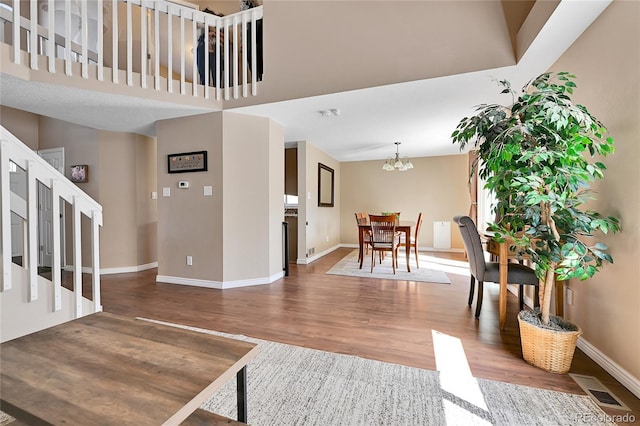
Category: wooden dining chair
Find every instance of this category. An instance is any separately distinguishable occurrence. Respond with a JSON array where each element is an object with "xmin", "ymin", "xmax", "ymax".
[
  {"xmin": 400, "ymin": 212, "xmax": 423, "ymax": 268},
  {"xmin": 368, "ymin": 214, "xmax": 401, "ymax": 274},
  {"xmin": 355, "ymin": 212, "xmax": 372, "ymax": 261}
]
